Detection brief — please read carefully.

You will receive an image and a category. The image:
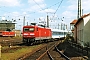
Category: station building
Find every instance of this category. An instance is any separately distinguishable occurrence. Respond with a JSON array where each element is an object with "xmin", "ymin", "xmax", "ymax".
[
  {"xmin": 0, "ymin": 20, "xmax": 15, "ymax": 31},
  {"xmin": 70, "ymin": 20, "xmax": 77, "ymax": 36},
  {"xmin": 74, "ymin": 13, "xmax": 90, "ymax": 47}
]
